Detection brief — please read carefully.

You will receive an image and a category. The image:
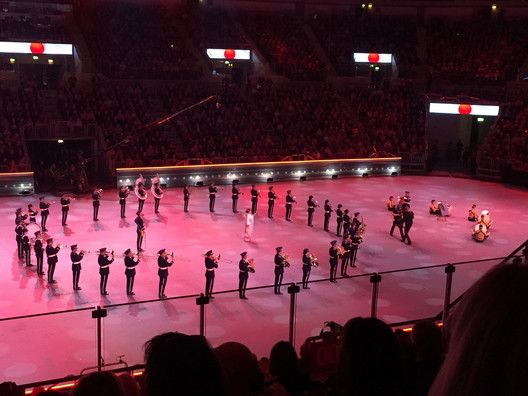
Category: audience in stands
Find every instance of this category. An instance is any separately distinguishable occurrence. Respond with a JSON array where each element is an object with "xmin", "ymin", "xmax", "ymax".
[{"xmin": 72, "ymin": 371, "xmax": 124, "ymax": 396}]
